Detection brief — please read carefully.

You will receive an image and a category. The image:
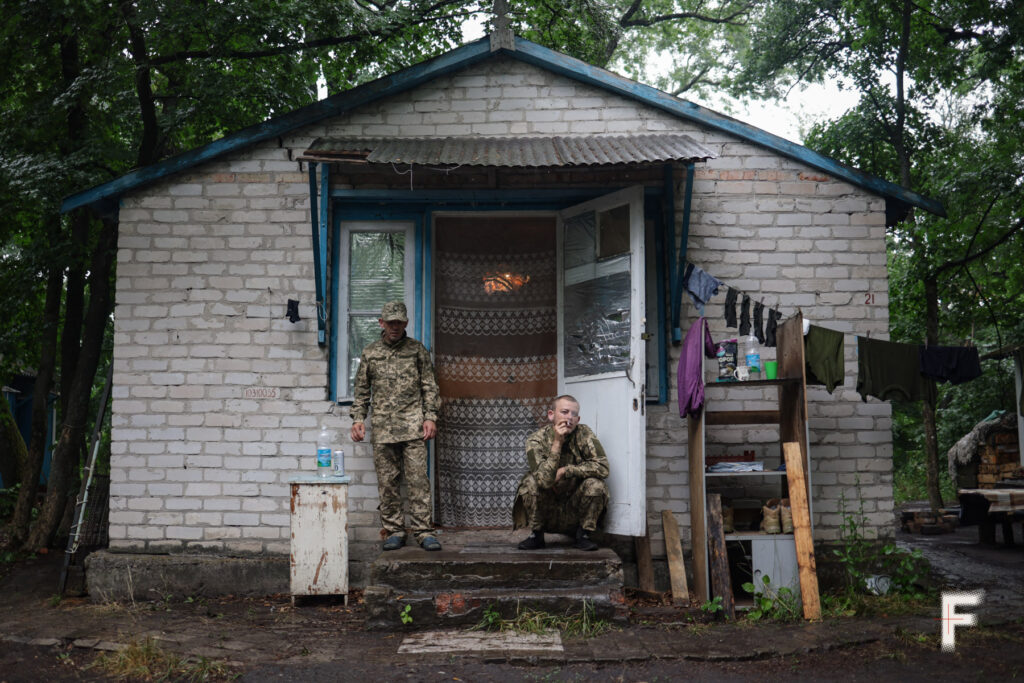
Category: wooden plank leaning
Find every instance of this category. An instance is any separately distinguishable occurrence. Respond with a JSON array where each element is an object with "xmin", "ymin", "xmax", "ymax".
[
  {"xmin": 661, "ymin": 509, "xmax": 690, "ymax": 605},
  {"xmin": 706, "ymin": 493, "xmax": 735, "ymax": 619},
  {"xmin": 783, "ymin": 441, "xmax": 821, "ymax": 620},
  {"xmin": 635, "ymin": 527, "xmax": 656, "ymax": 593}
]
